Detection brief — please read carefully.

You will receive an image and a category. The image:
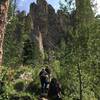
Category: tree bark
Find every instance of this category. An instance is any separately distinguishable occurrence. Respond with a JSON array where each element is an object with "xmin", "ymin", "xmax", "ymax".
[
  {"xmin": 0, "ymin": 0, "xmax": 9, "ymax": 66},
  {"xmin": 77, "ymin": 64, "xmax": 82, "ymax": 100}
]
